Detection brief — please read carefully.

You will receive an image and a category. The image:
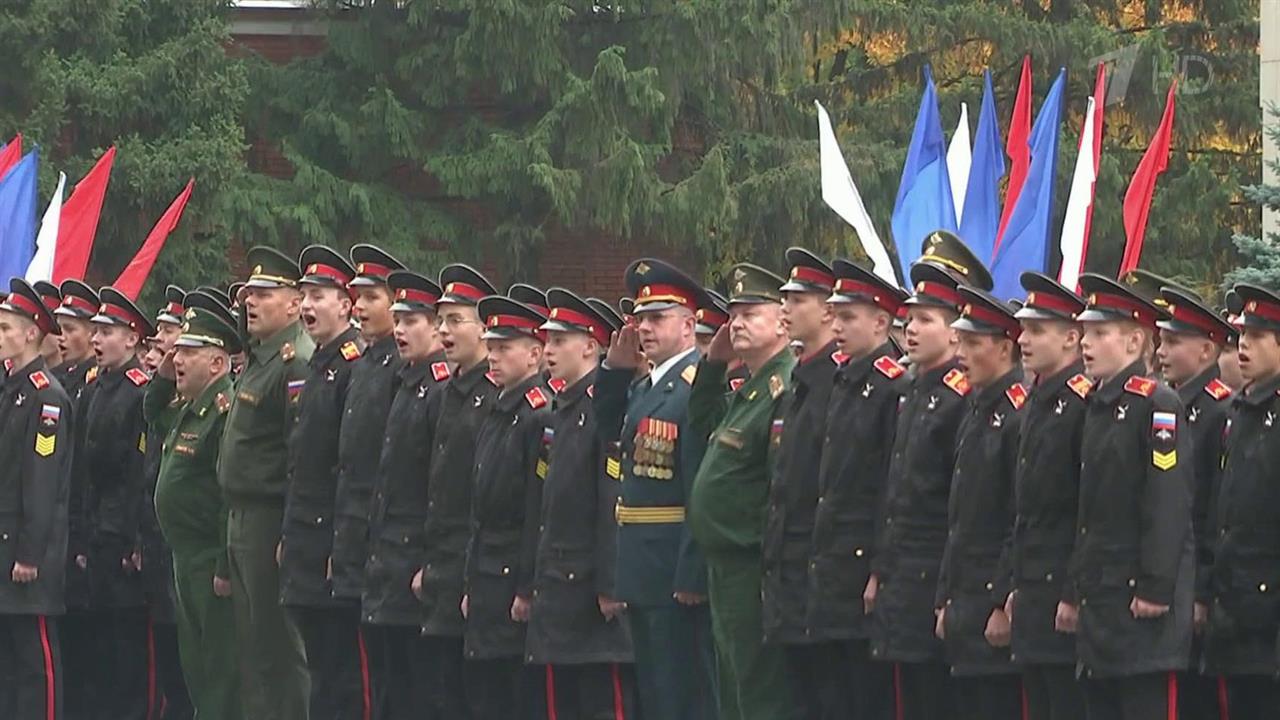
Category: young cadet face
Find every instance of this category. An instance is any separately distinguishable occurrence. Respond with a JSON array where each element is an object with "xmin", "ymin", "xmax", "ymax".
[
  {"xmin": 830, "ymin": 302, "xmax": 890, "ymax": 359},
  {"xmin": 1017, "ymin": 318, "xmax": 1079, "ymax": 376},
  {"xmin": 1218, "ymin": 342, "xmax": 1244, "ymax": 389},
  {"xmin": 485, "ymin": 336, "xmax": 543, "ymax": 387},
  {"xmin": 57, "ymin": 317, "xmax": 93, "ymax": 361},
  {"xmin": 729, "ymin": 302, "xmax": 785, "ymax": 354},
  {"xmin": 636, "ymin": 307, "xmax": 694, "ymax": 365},
  {"xmin": 955, "ymin": 331, "xmax": 1013, "ymax": 388},
  {"xmin": 1237, "ymin": 327, "xmax": 1280, "ymax": 383},
  {"xmin": 300, "ymin": 285, "xmax": 352, "ymax": 345},
  {"xmin": 0, "ymin": 312, "xmax": 38, "ymax": 362},
  {"xmin": 437, "ymin": 303, "xmax": 485, "ymax": 367},
  {"xmin": 353, "ymin": 286, "xmax": 394, "ymax": 341},
  {"xmin": 781, "ymin": 292, "xmax": 831, "ymax": 346},
  {"xmin": 154, "ymin": 321, "xmax": 183, "ymax": 354},
  {"xmin": 243, "ymin": 286, "xmax": 301, "ymax": 339},
  {"xmin": 40, "ymin": 333, "xmax": 63, "ymax": 366},
  {"xmin": 904, "ymin": 306, "xmax": 957, "ymax": 370},
  {"xmin": 173, "ymin": 346, "xmax": 226, "ymax": 399},
  {"xmin": 544, "ymin": 330, "xmax": 596, "ymax": 382},
  {"xmin": 143, "ymin": 343, "xmax": 164, "ymax": 372},
  {"xmin": 92, "ymin": 323, "xmax": 139, "ymax": 369},
  {"xmin": 394, "ymin": 311, "xmax": 440, "ymax": 363},
  {"xmin": 1081, "ymin": 320, "xmax": 1144, "ymax": 380},
  {"xmin": 1156, "ymin": 329, "xmax": 1218, "ymax": 386}
]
